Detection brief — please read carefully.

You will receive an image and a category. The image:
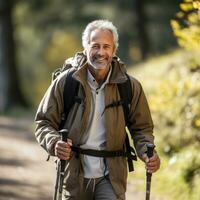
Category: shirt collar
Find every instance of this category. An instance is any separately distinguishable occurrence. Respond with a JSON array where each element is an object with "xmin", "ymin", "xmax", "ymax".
[{"xmin": 87, "ymin": 67, "xmax": 112, "ymax": 91}]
